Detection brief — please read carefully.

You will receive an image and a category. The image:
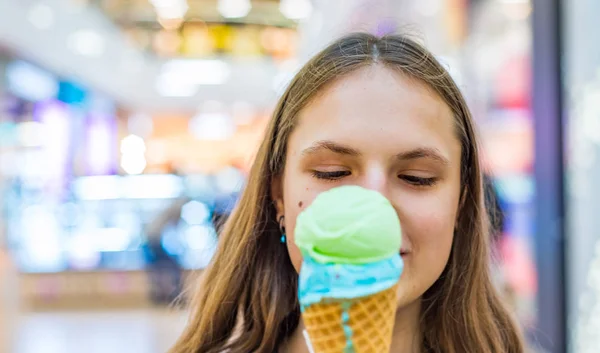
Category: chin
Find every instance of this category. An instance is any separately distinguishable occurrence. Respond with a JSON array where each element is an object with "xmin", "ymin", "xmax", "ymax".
[
  {"xmin": 395, "ymin": 273, "xmax": 428, "ymax": 310},
  {"xmin": 395, "ymin": 296, "xmax": 422, "ymax": 314}
]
